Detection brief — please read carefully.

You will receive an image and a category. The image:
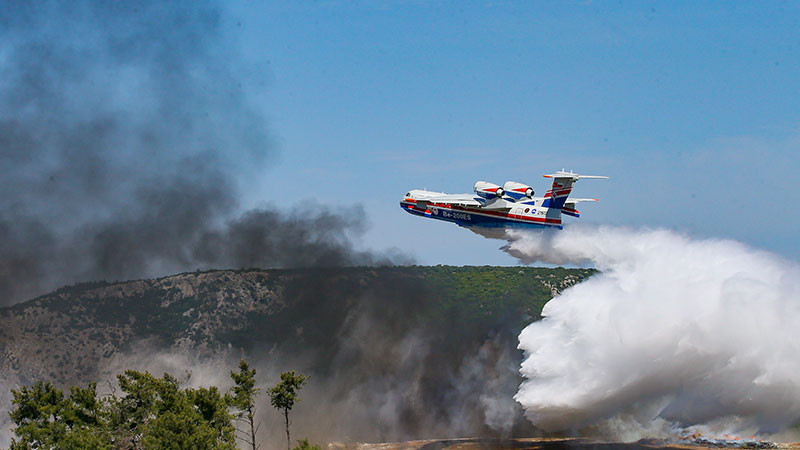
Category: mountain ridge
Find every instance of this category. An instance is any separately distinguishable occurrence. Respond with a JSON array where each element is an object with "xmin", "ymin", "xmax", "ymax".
[{"xmin": 0, "ymin": 266, "xmax": 594, "ymax": 387}]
